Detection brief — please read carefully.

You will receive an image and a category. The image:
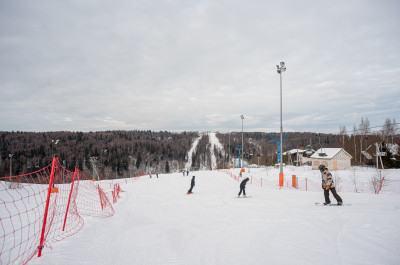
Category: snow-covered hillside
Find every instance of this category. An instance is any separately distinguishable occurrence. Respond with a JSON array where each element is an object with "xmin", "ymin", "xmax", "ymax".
[
  {"xmin": 209, "ymin": 132, "xmax": 225, "ymax": 169},
  {"xmin": 29, "ymin": 169, "xmax": 400, "ymax": 265}
]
